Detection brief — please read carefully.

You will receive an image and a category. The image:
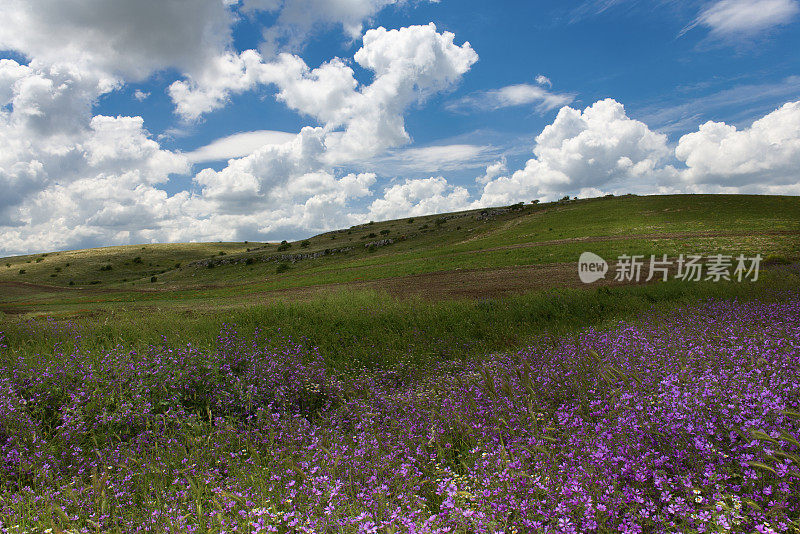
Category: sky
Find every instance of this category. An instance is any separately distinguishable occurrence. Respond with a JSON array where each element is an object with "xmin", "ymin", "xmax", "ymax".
[{"xmin": 1, "ymin": 0, "xmax": 799, "ymax": 255}]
